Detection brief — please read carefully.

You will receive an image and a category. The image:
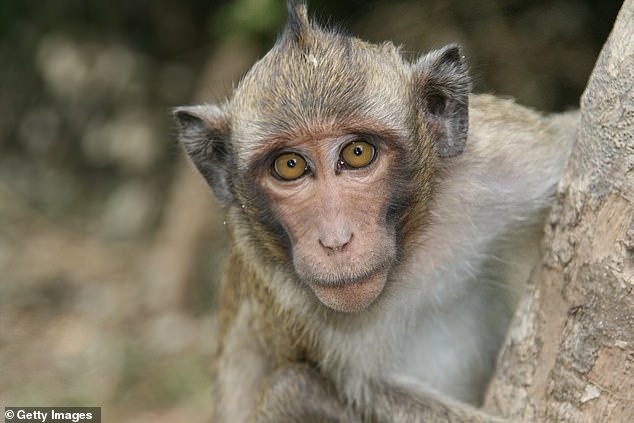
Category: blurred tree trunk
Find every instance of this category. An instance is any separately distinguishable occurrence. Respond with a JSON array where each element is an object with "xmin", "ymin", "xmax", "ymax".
[
  {"xmin": 143, "ymin": 39, "xmax": 258, "ymax": 312},
  {"xmin": 484, "ymin": 0, "xmax": 634, "ymax": 421}
]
